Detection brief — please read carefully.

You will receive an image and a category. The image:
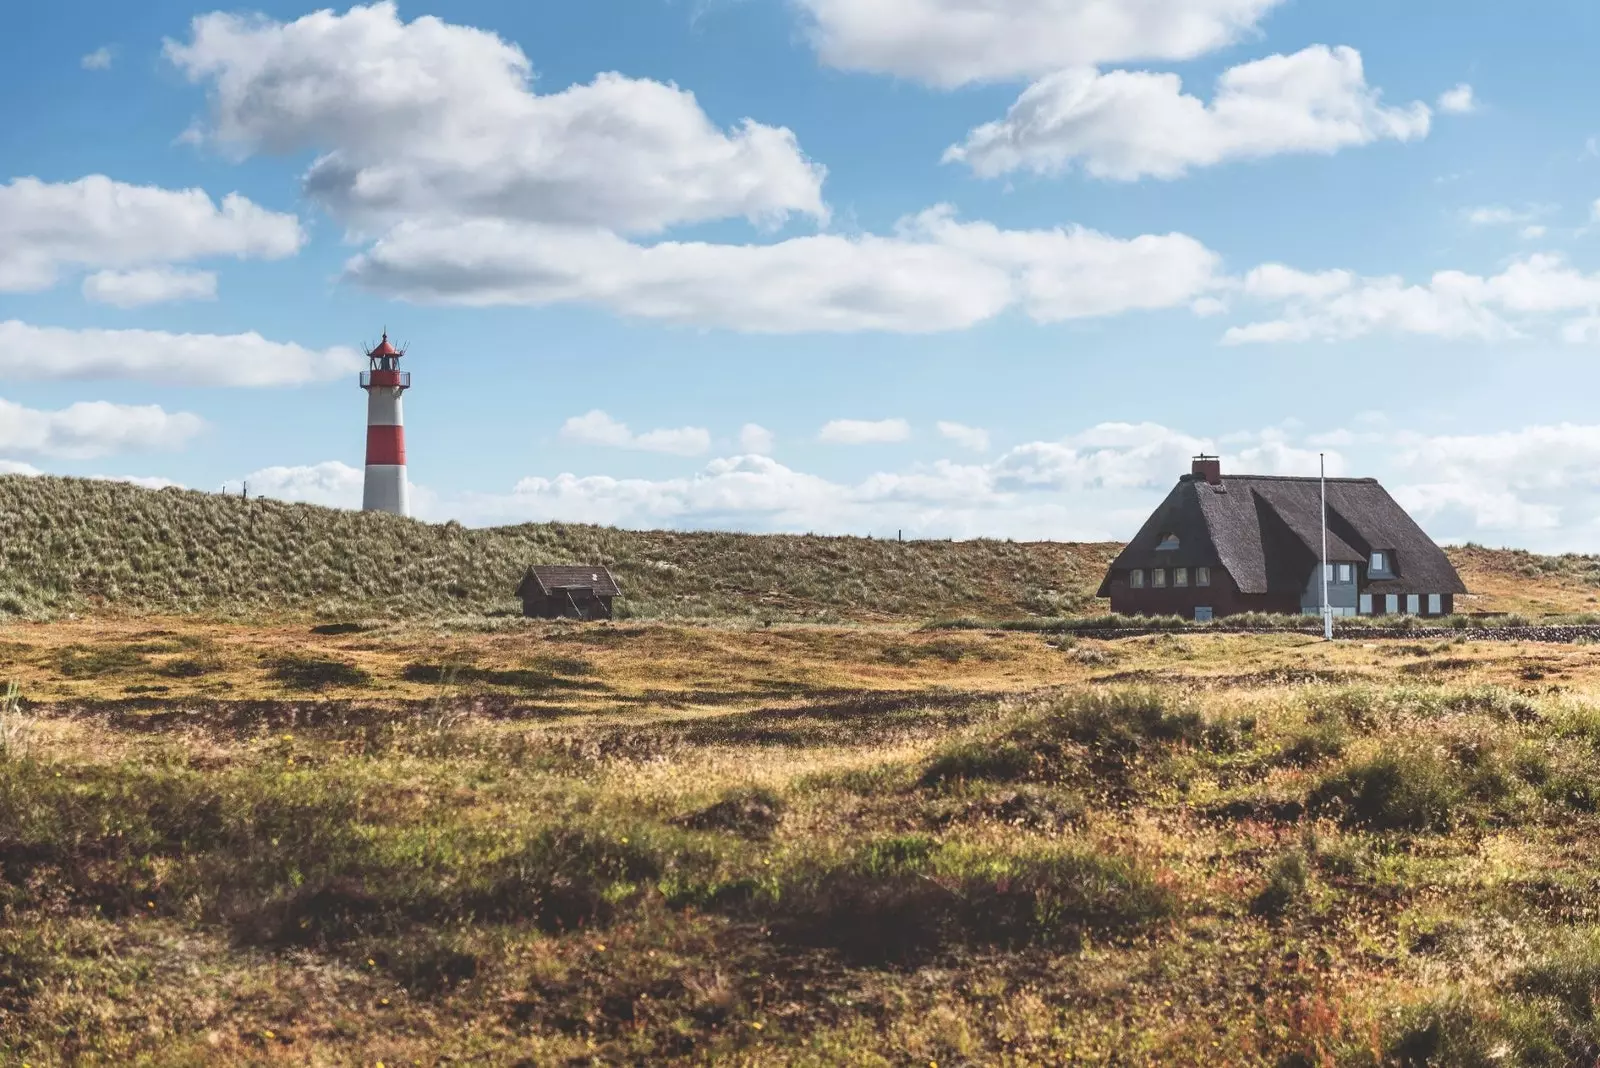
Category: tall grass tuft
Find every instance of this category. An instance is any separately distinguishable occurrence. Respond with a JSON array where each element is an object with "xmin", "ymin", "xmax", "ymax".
[{"xmin": 0, "ymin": 682, "xmax": 27, "ymax": 760}]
